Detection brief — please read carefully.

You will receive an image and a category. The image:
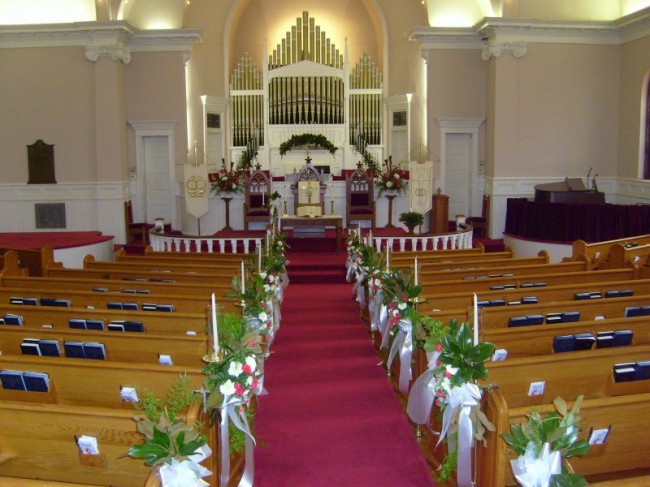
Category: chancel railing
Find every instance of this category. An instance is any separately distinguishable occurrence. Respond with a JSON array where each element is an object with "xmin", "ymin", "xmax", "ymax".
[
  {"xmin": 371, "ymin": 227, "xmax": 474, "ymax": 252},
  {"xmin": 150, "ymin": 232, "xmax": 262, "ymax": 254}
]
